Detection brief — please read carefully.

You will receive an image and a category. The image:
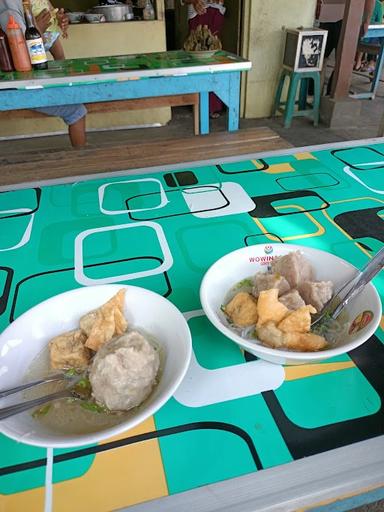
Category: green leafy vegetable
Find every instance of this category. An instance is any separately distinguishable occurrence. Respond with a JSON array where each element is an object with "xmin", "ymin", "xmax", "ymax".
[
  {"xmin": 73, "ymin": 377, "xmax": 92, "ymax": 400},
  {"xmin": 75, "ymin": 377, "xmax": 91, "ymax": 390},
  {"xmin": 64, "ymin": 368, "xmax": 77, "ymax": 377},
  {"xmin": 236, "ymin": 278, "xmax": 253, "ymax": 289},
  {"xmin": 80, "ymin": 401, "xmax": 108, "ymax": 414},
  {"xmin": 32, "ymin": 404, "xmax": 52, "ymax": 418}
]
